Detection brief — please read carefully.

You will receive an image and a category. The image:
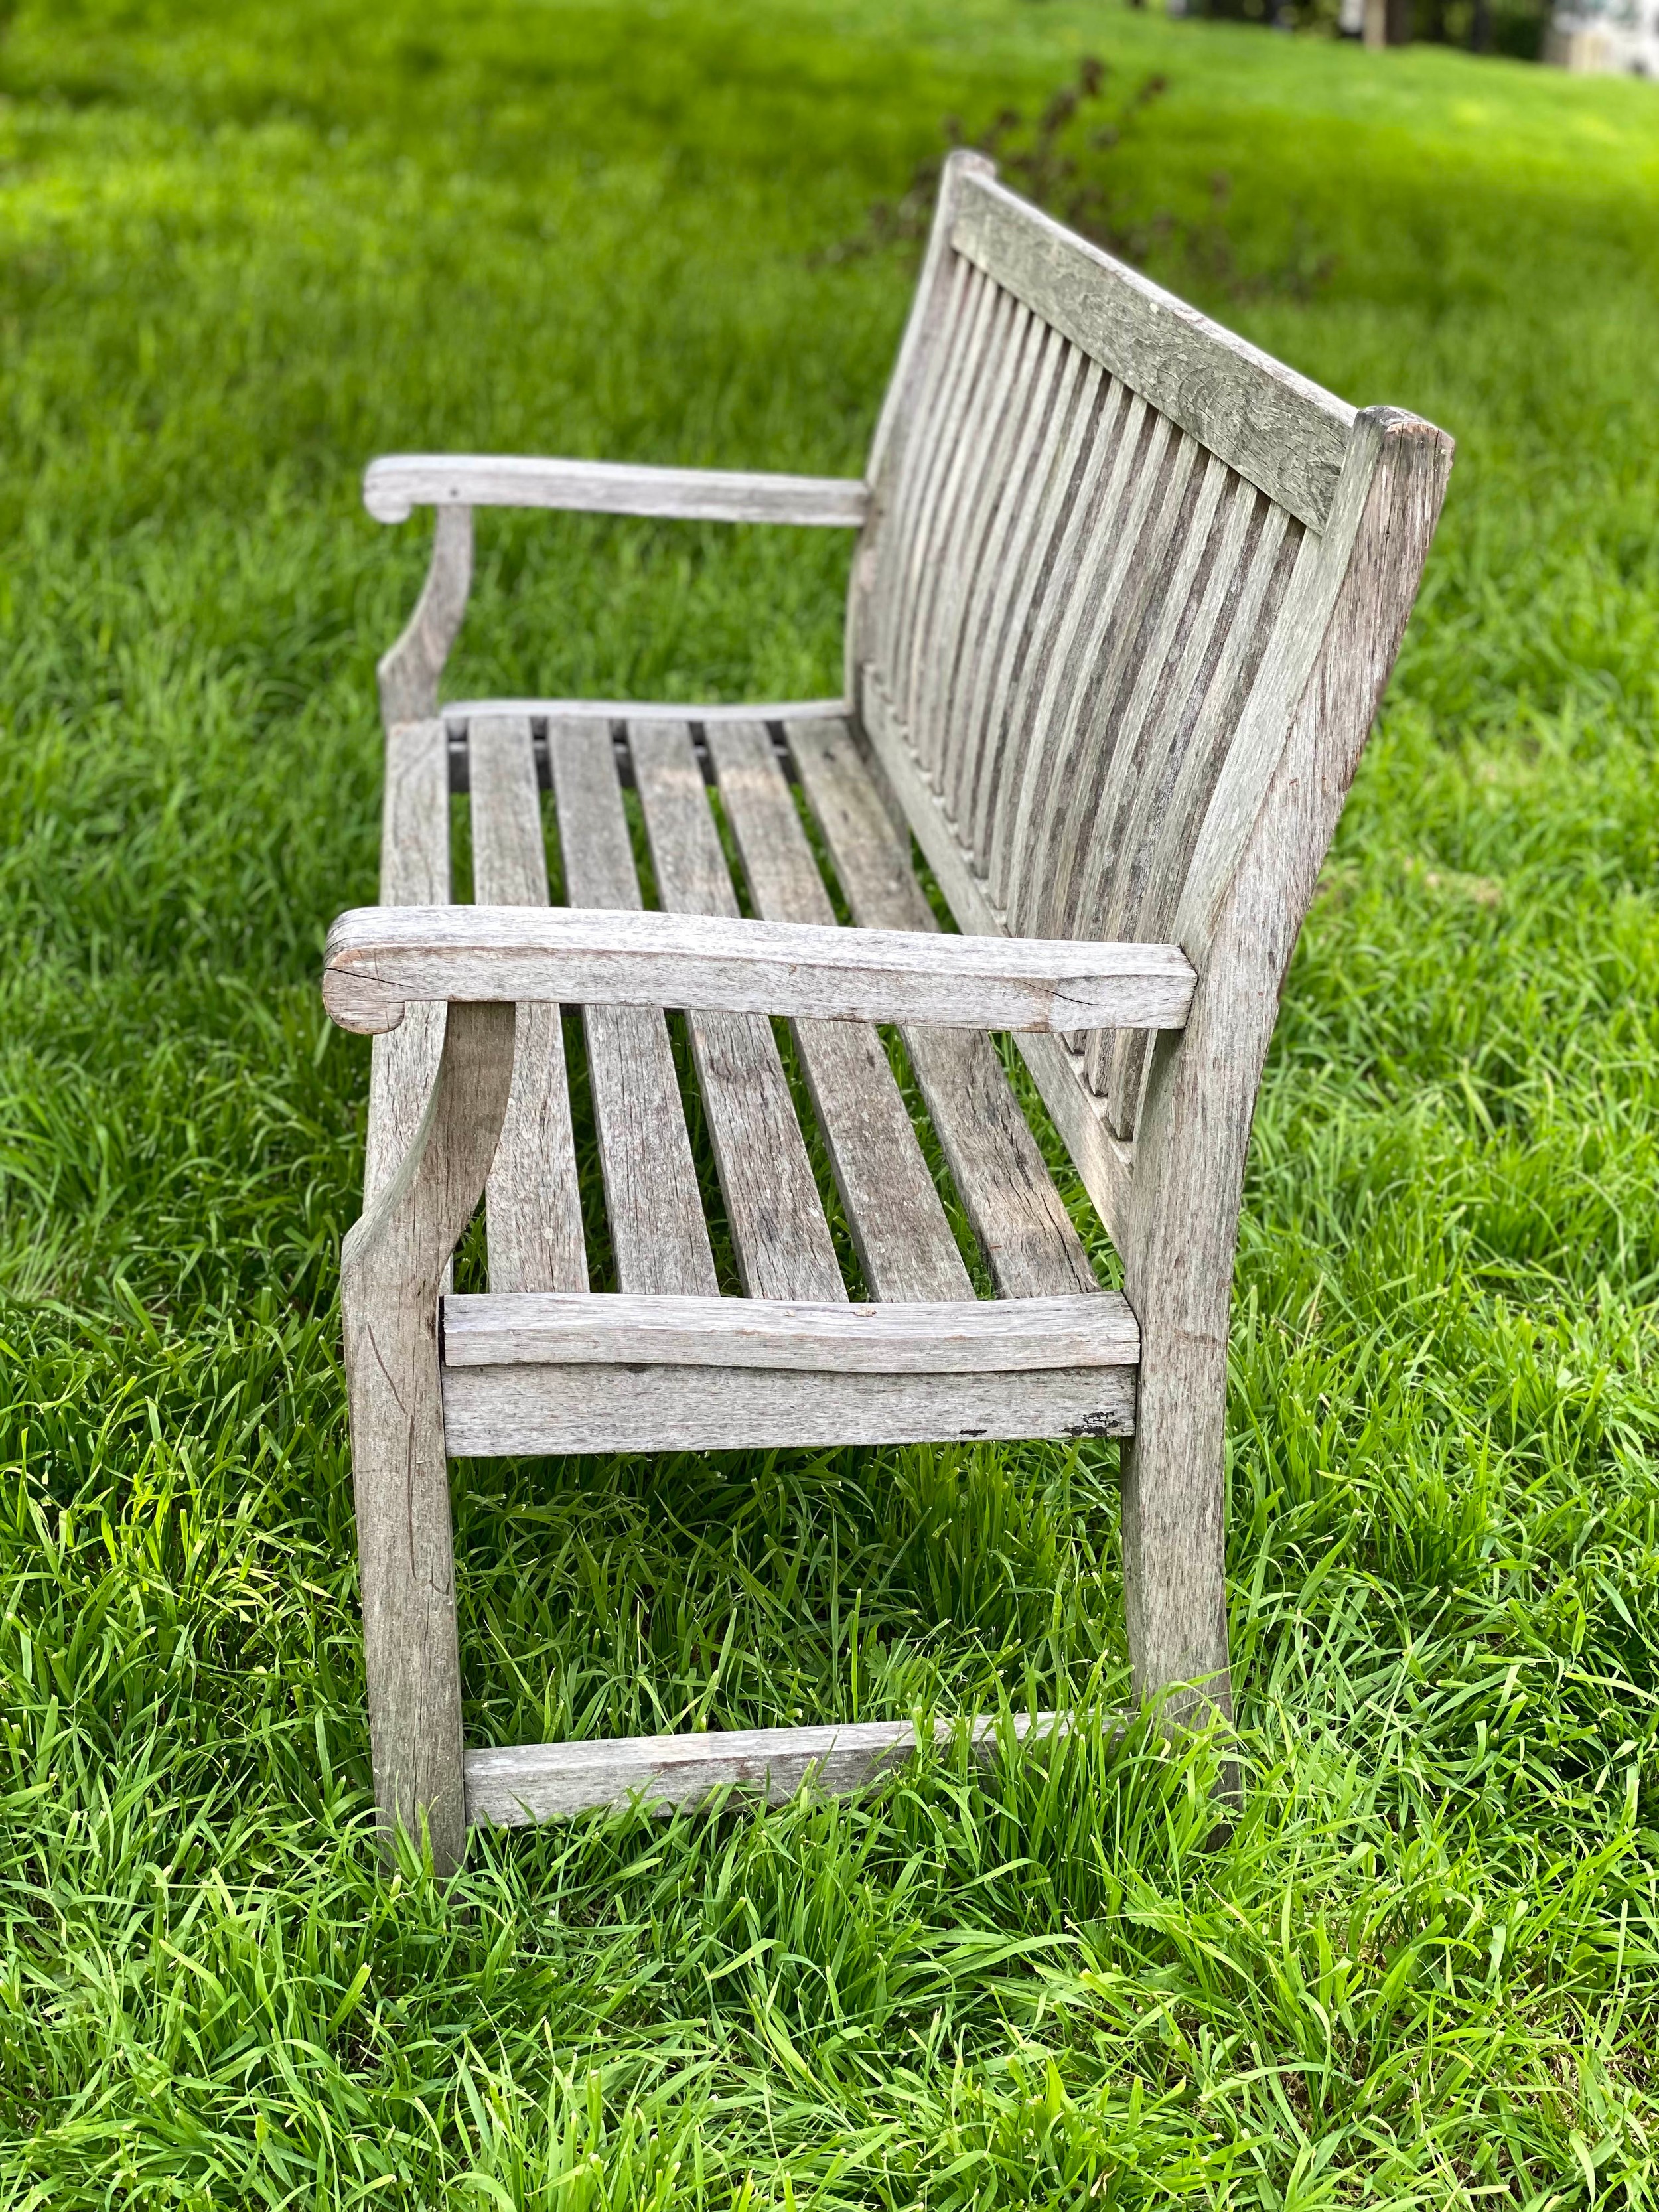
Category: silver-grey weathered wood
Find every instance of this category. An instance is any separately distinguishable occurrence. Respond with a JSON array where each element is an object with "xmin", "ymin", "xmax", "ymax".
[
  {"xmin": 323, "ymin": 901, "xmax": 1197, "ymax": 1038},
  {"xmin": 442, "ymin": 1288, "xmax": 1137, "ymax": 1371},
  {"xmin": 364, "ymin": 719, "xmax": 452, "ymax": 1211},
  {"xmin": 442, "ymin": 1361, "xmax": 1136, "ymax": 1456},
  {"xmin": 546, "ymin": 717, "xmax": 719, "ymax": 1298},
  {"xmin": 337, "ymin": 153, "xmax": 1451, "ymax": 1854},
  {"xmin": 442, "ymin": 694, "xmax": 851, "ymax": 731},
  {"xmin": 467, "ymin": 1709, "xmax": 1066, "ymax": 1826},
  {"xmin": 627, "ymin": 717, "xmax": 846, "ymax": 1303},
  {"xmin": 365, "ymin": 455, "xmax": 869, "ymax": 528},
  {"xmin": 378, "ymin": 507, "xmax": 473, "ymax": 729},
  {"xmin": 951, "ymin": 170, "xmax": 1352, "ymax": 532},
  {"xmin": 467, "ymin": 715, "xmax": 587, "ymax": 1294},
  {"xmin": 1116, "ymin": 409, "xmax": 1449, "ymax": 1741},
  {"xmin": 706, "ymin": 719, "xmax": 975, "ymax": 1303},
  {"xmin": 342, "ymin": 998, "xmax": 516, "ymax": 1870},
  {"xmin": 786, "ymin": 716, "xmax": 1099, "ymax": 1299}
]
